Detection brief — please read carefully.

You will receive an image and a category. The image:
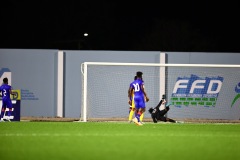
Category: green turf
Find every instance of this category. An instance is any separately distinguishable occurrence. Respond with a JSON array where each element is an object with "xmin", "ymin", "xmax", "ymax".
[{"xmin": 0, "ymin": 122, "xmax": 240, "ymax": 160}]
